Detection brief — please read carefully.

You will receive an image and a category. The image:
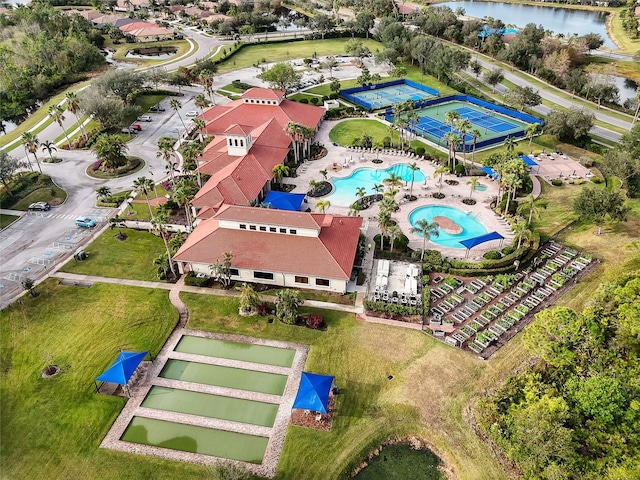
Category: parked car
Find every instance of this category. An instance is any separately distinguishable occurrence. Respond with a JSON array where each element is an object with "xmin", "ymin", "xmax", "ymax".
[
  {"xmin": 28, "ymin": 202, "xmax": 50, "ymax": 211},
  {"xmin": 185, "ymin": 110, "xmax": 199, "ymax": 117},
  {"xmin": 121, "ymin": 127, "xmax": 137, "ymax": 134},
  {"xmin": 75, "ymin": 216, "xmax": 96, "ymax": 228},
  {"xmin": 130, "ymin": 123, "xmax": 142, "ymax": 131},
  {"xmin": 137, "ymin": 115, "xmax": 152, "ymax": 122},
  {"xmin": 150, "ymin": 104, "xmax": 166, "ymax": 112}
]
